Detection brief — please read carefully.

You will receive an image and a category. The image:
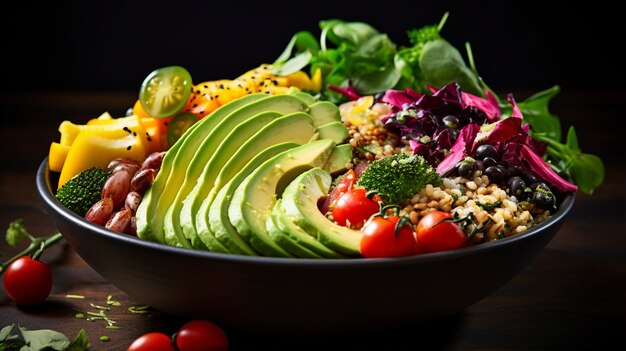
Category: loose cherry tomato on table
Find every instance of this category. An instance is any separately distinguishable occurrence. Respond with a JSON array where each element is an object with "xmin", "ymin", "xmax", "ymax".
[
  {"xmin": 416, "ymin": 211, "xmax": 467, "ymax": 253},
  {"xmin": 127, "ymin": 332, "xmax": 175, "ymax": 351},
  {"xmin": 175, "ymin": 319, "xmax": 229, "ymax": 351},
  {"xmin": 332, "ymin": 188, "xmax": 380, "ymax": 229},
  {"xmin": 360, "ymin": 215, "xmax": 419, "ymax": 258},
  {"xmin": 3, "ymin": 256, "xmax": 52, "ymax": 305}
]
